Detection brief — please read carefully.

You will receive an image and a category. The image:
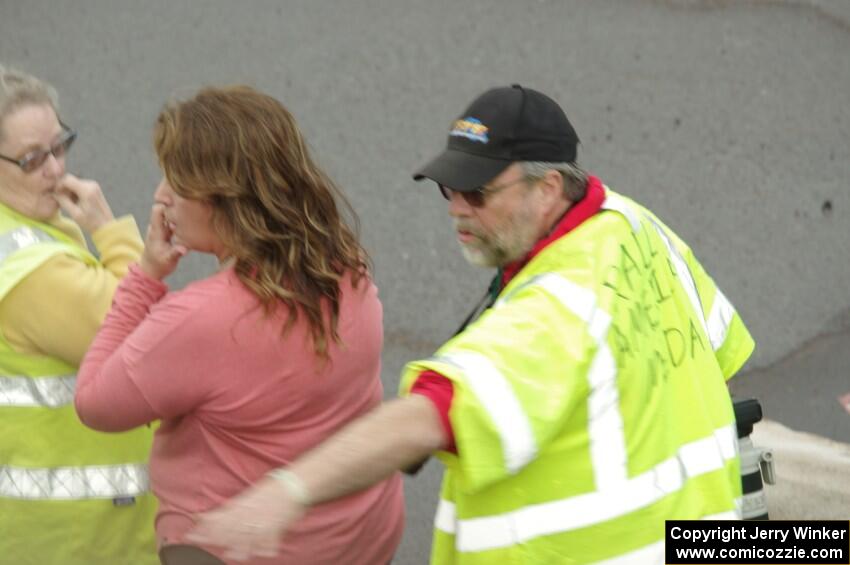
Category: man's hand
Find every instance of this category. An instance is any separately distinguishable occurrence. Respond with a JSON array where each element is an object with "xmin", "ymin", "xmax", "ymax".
[
  {"xmin": 139, "ymin": 203, "xmax": 186, "ymax": 280},
  {"xmin": 54, "ymin": 174, "xmax": 115, "ymax": 233},
  {"xmin": 185, "ymin": 396, "xmax": 445, "ymax": 561},
  {"xmin": 186, "ymin": 475, "xmax": 305, "ymax": 562}
]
